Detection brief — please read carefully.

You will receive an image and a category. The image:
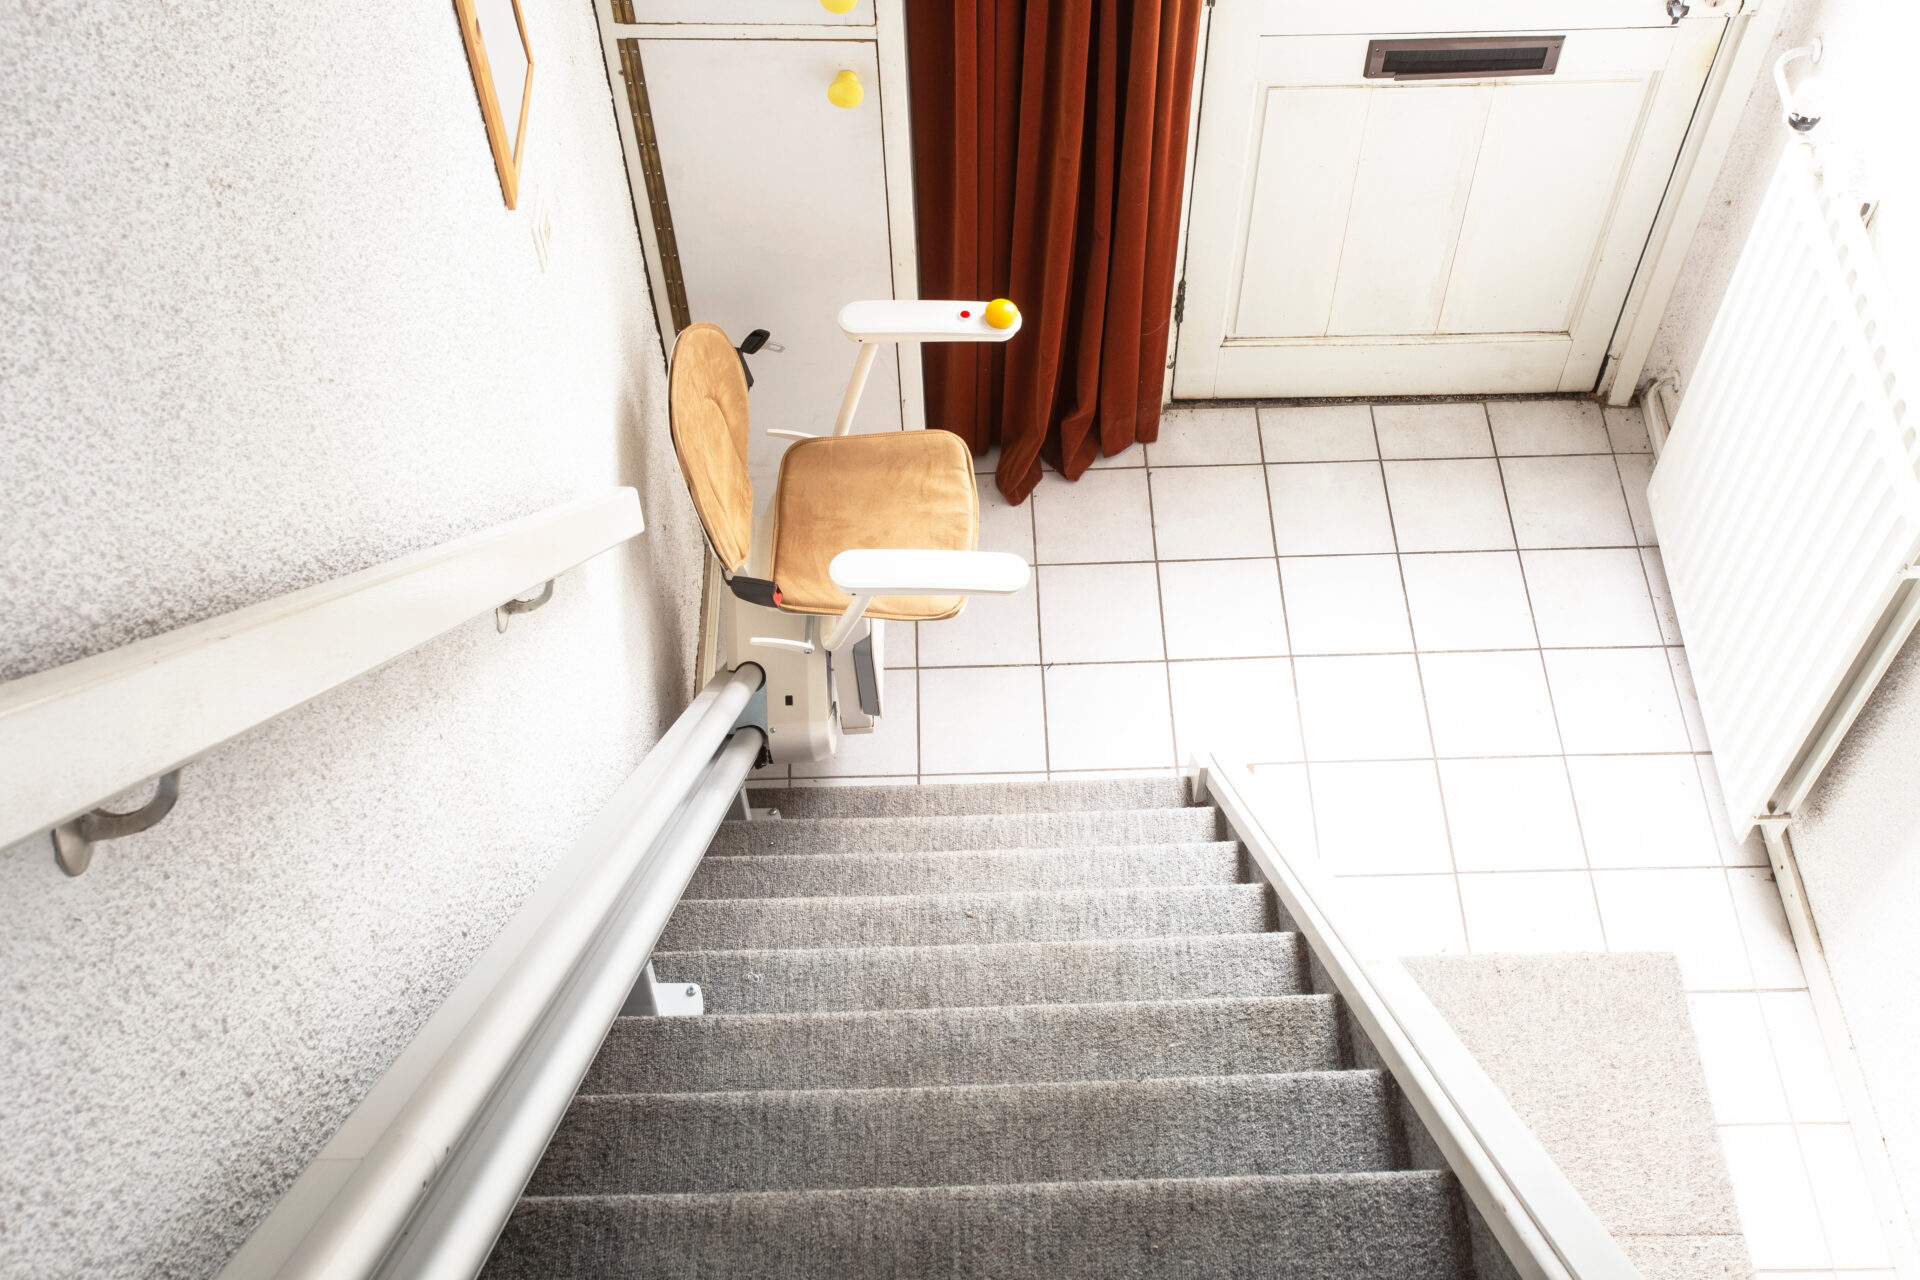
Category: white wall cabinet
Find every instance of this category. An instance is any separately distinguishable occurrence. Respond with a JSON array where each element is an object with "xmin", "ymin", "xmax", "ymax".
[{"xmin": 593, "ymin": 2, "xmax": 919, "ymax": 491}]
